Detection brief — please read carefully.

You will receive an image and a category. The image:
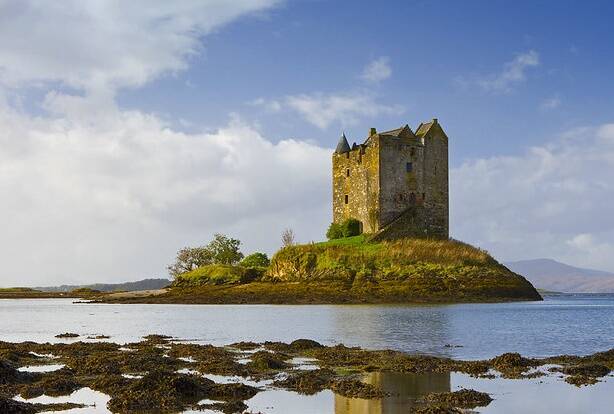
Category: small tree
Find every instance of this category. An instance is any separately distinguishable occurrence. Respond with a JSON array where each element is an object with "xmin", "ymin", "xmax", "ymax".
[
  {"xmin": 326, "ymin": 222, "xmax": 343, "ymax": 240},
  {"xmin": 208, "ymin": 233, "xmax": 244, "ymax": 265},
  {"xmin": 281, "ymin": 228, "xmax": 295, "ymax": 247},
  {"xmin": 241, "ymin": 252, "xmax": 270, "ymax": 268},
  {"xmin": 168, "ymin": 246, "xmax": 214, "ymax": 278}
]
